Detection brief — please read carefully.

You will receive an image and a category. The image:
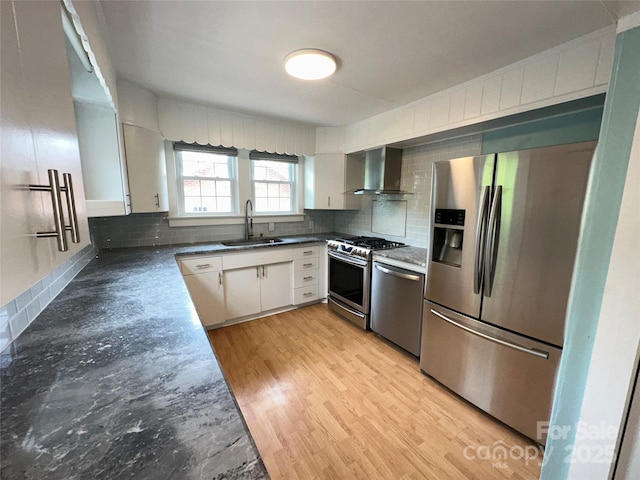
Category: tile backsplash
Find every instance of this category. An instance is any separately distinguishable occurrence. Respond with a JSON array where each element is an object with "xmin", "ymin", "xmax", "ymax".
[
  {"xmin": 0, "ymin": 245, "xmax": 95, "ymax": 354},
  {"xmin": 89, "ymin": 209, "xmax": 336, "ymax": 250},
  {"xmin": 1, "ymin": 135, "xmax": 481, "ymax": 353}
]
